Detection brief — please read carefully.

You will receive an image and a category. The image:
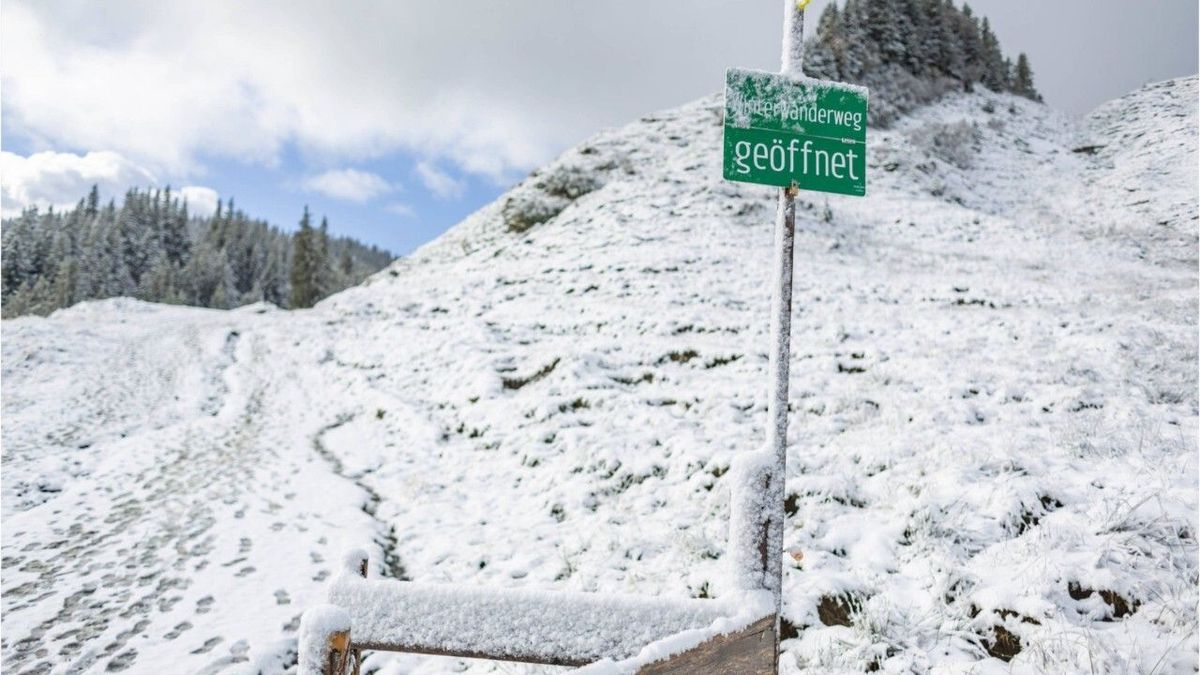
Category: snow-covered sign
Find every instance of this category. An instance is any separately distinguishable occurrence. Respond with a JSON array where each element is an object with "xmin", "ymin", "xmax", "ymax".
[{"xmin": 723, "ymin": 68, "xmax": 868, "ymax": 196}]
